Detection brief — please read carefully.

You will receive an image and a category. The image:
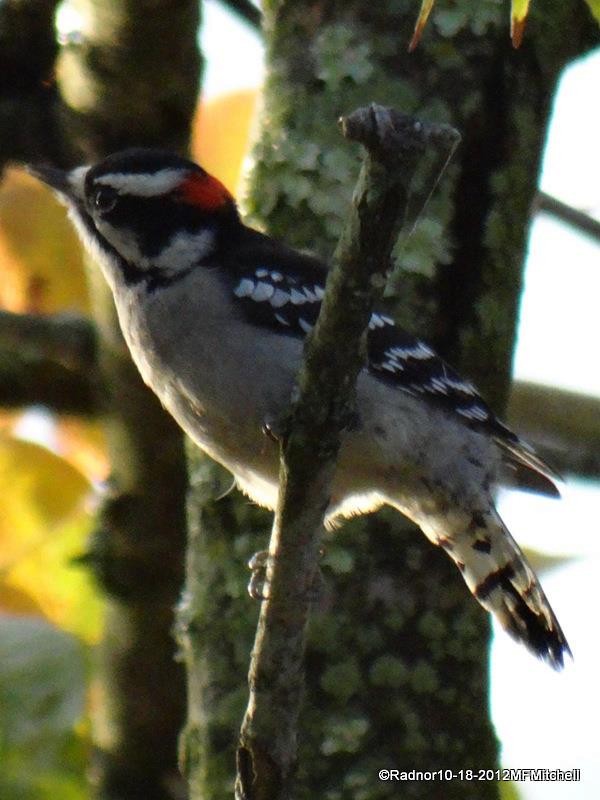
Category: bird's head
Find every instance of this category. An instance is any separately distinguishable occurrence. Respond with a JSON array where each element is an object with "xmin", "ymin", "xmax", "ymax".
[{"xmin": 27, "ymin": 148, "xmax": 238, "ymax": 287}]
